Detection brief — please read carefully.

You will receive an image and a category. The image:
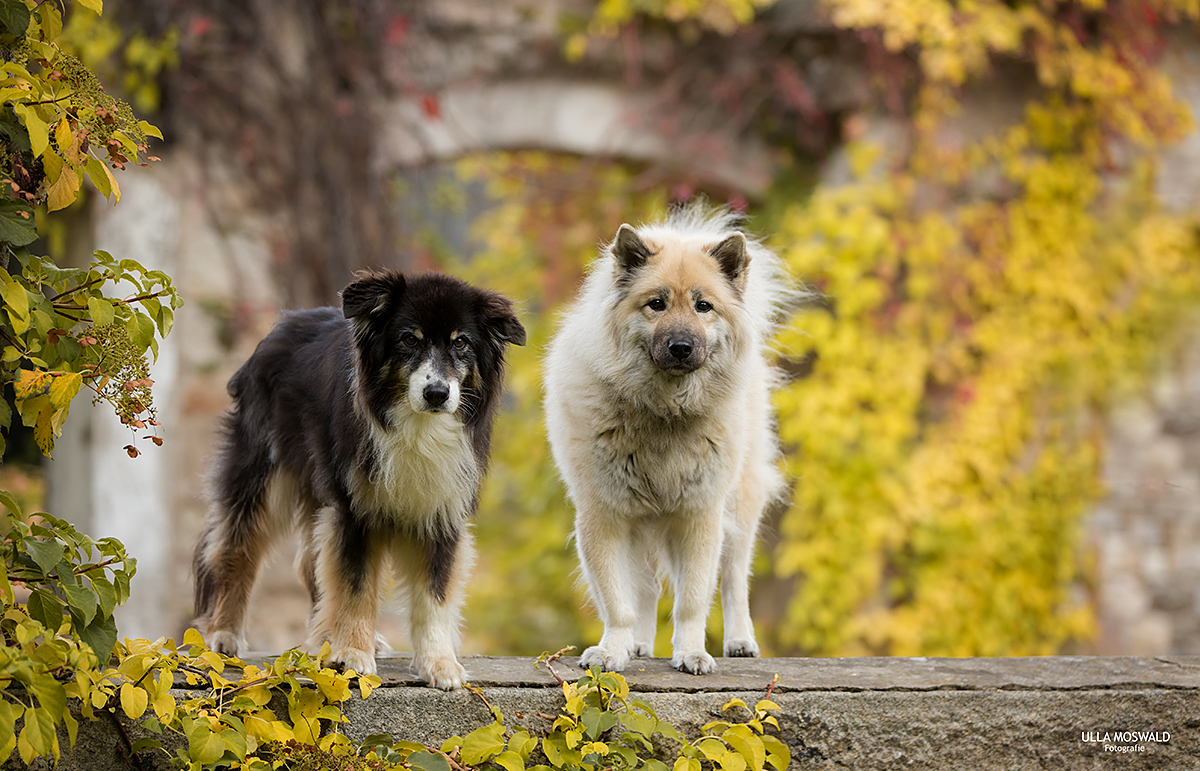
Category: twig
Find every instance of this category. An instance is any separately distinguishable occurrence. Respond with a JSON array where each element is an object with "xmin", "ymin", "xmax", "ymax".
[
  {"xmin": 536, "ymin": 645, "xmax": 576, "ymax": 686},
  {"xmin": 765, "ymin": 673, "xmax": 779, "ymax": 701},
  {"xmin": 48, "ymin": 276, "xmax": 103, "ymax": 301},
  {"xmin": 105, "ymin": 708, "xmax": 148, "ymax": 771},
  {"xmin": 177, "ymin": 663, "xmax": 216, "ymax": 688},
  {"xmin": 435, "ymin": 746, "xmax": 471, "ymax": 771},
  {"xmin": 464, "ymin": 682, "xmax": 500, "ymax": 721},
  {"xmin": 74, "ymin": 556, "xmax": 121, "ymax": 575}
]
